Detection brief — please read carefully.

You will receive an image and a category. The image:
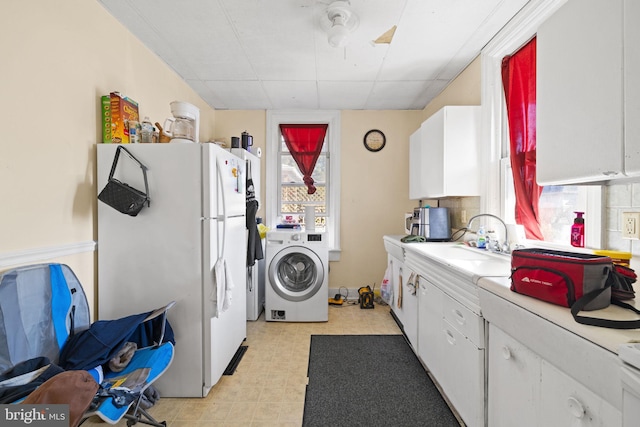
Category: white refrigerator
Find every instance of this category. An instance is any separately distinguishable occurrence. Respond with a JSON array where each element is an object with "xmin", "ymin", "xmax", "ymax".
[
  {"xmin": 231, "ymin": 148, "xmax": 265, "ymax": 321},
  {"xmin": 97, "ymin": 143, "xmax": 247, "ymax": 398}
]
